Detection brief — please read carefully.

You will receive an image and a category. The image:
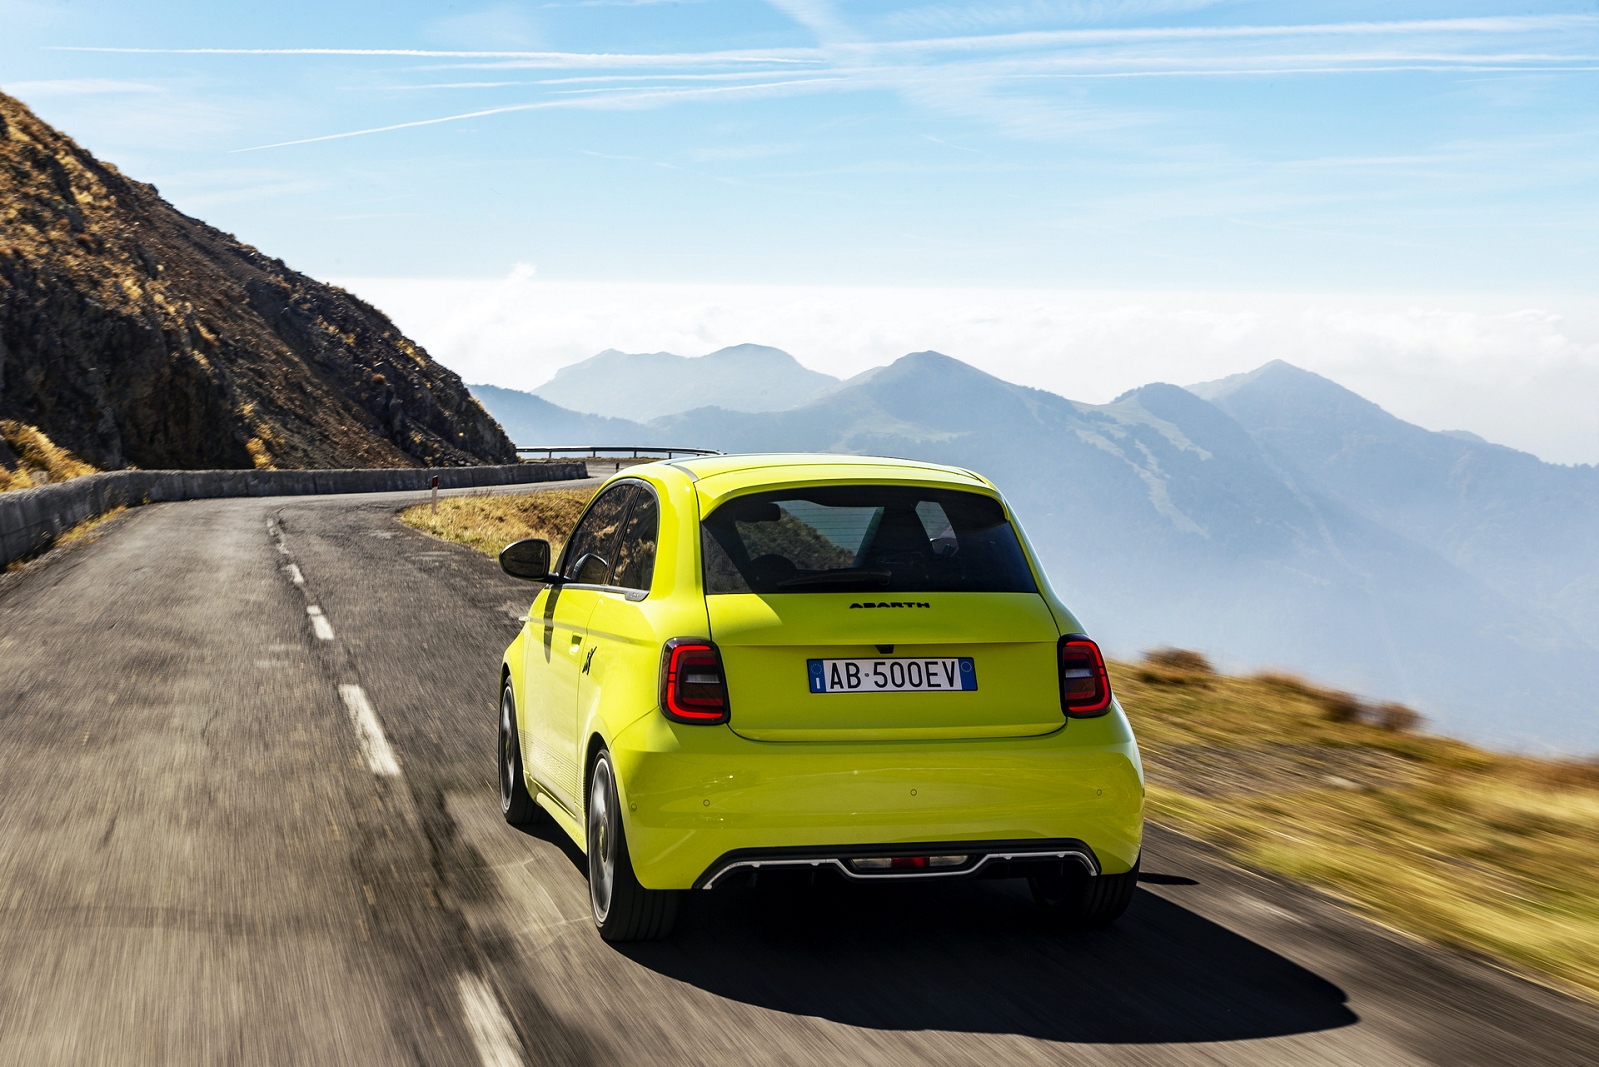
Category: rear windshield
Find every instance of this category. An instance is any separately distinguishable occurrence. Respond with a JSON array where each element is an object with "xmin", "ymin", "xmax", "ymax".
[{"xmin": 701, "ymin": 485, "xmax": 1038, "ymax": 595}]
